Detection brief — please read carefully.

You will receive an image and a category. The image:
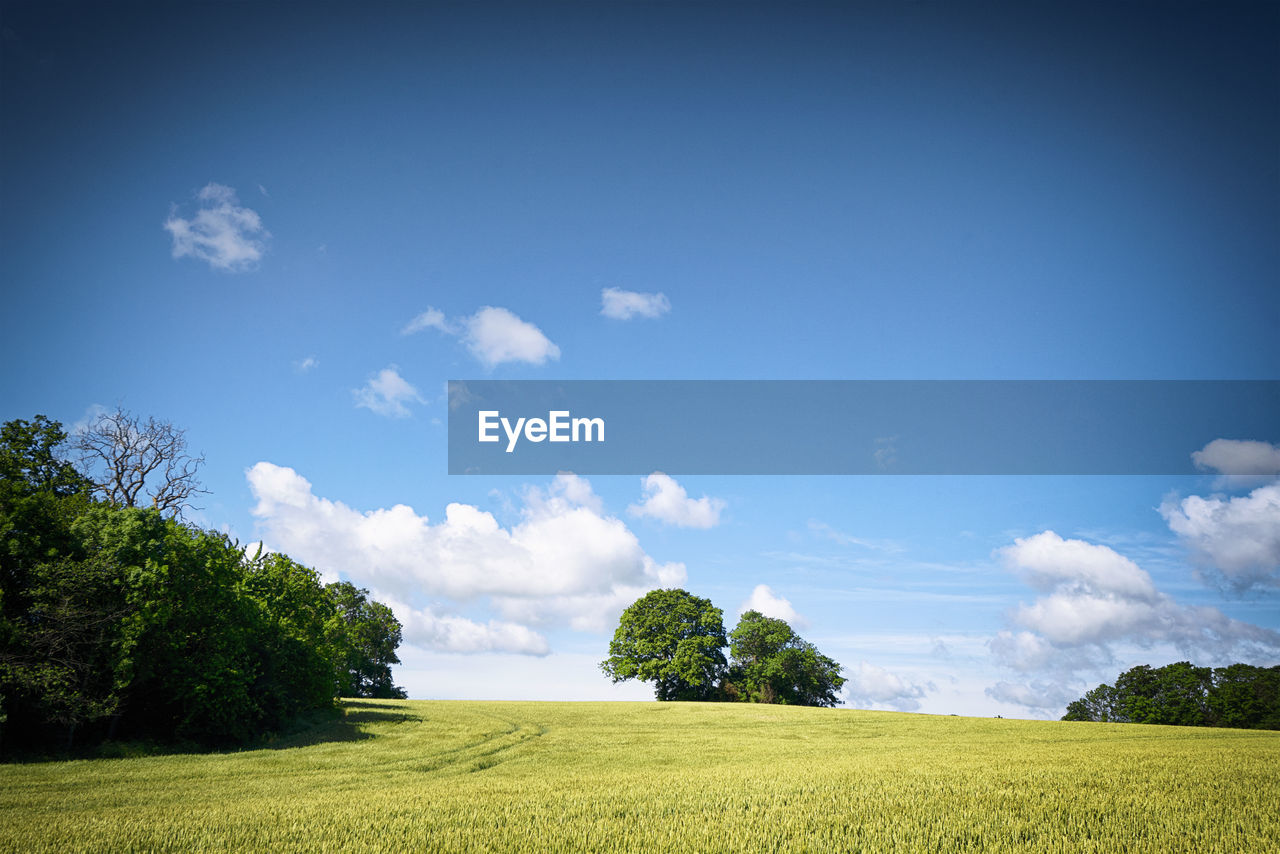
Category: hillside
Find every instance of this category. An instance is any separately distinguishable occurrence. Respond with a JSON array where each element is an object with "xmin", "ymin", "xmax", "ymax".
[{"xmin": 2, "ymin": 700, "xmax": 1277, "ymax": 852}]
